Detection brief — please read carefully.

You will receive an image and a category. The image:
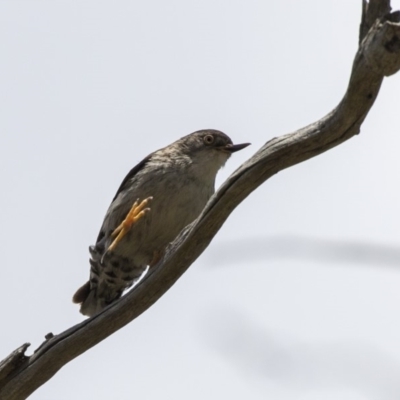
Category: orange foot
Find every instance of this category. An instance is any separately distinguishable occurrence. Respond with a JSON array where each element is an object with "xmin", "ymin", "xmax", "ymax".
[{"xmin": 107, "ymin": 197, "xmax": 153, "ymax": 252}]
